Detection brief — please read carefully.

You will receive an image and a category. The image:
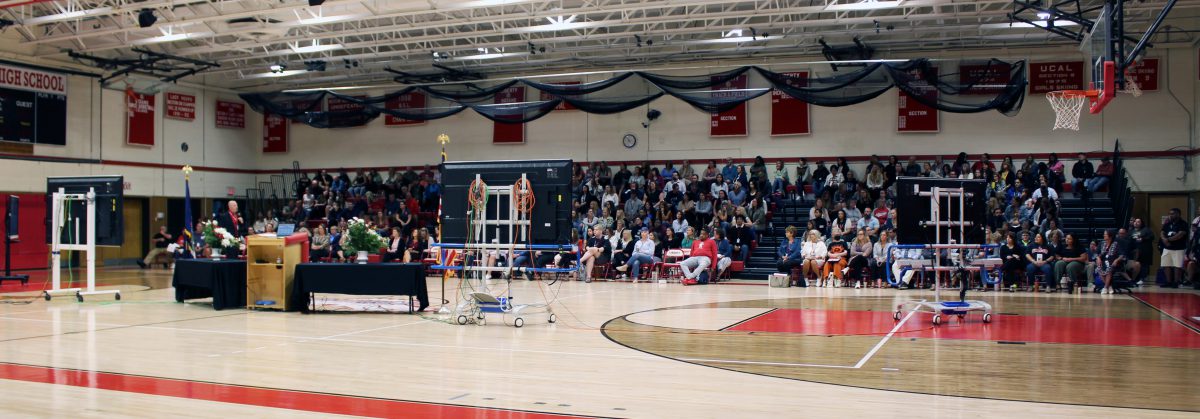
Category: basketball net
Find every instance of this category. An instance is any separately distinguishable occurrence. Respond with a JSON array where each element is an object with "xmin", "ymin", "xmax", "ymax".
[
  {"xmin": 1120, "ymin": 67, "xmax": 1142, "ymax": 97},
  {"xmin": 1046, "ymin": 91, "xmax": 1088, "ymax": 131}
]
